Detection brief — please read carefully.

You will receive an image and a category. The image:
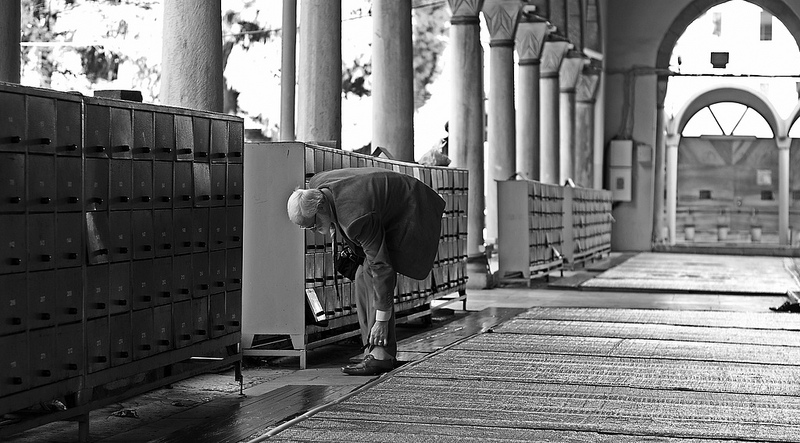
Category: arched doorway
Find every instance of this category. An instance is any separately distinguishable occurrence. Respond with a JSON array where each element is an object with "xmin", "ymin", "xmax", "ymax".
[{"xmin": 666, "ymin": 85, "xmax": 790, "ymax": 245}]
